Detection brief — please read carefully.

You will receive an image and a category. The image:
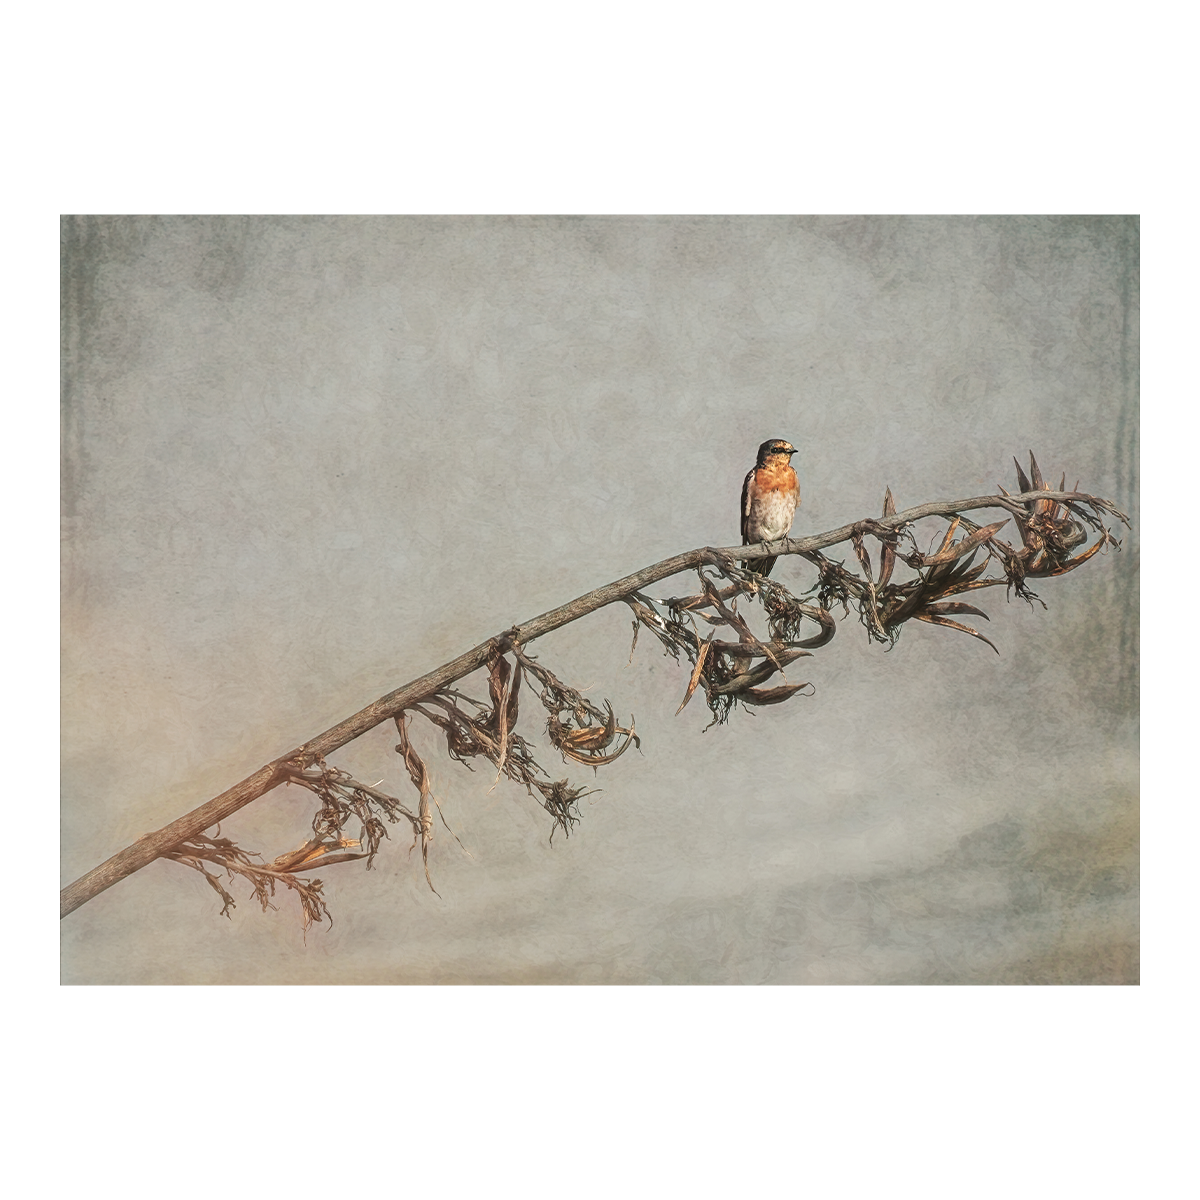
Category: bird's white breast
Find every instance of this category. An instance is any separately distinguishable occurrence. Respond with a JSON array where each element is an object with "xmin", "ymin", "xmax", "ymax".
[{"xmin": 749, "ymin": 488, "xmax": 798, "ymax": 541}]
